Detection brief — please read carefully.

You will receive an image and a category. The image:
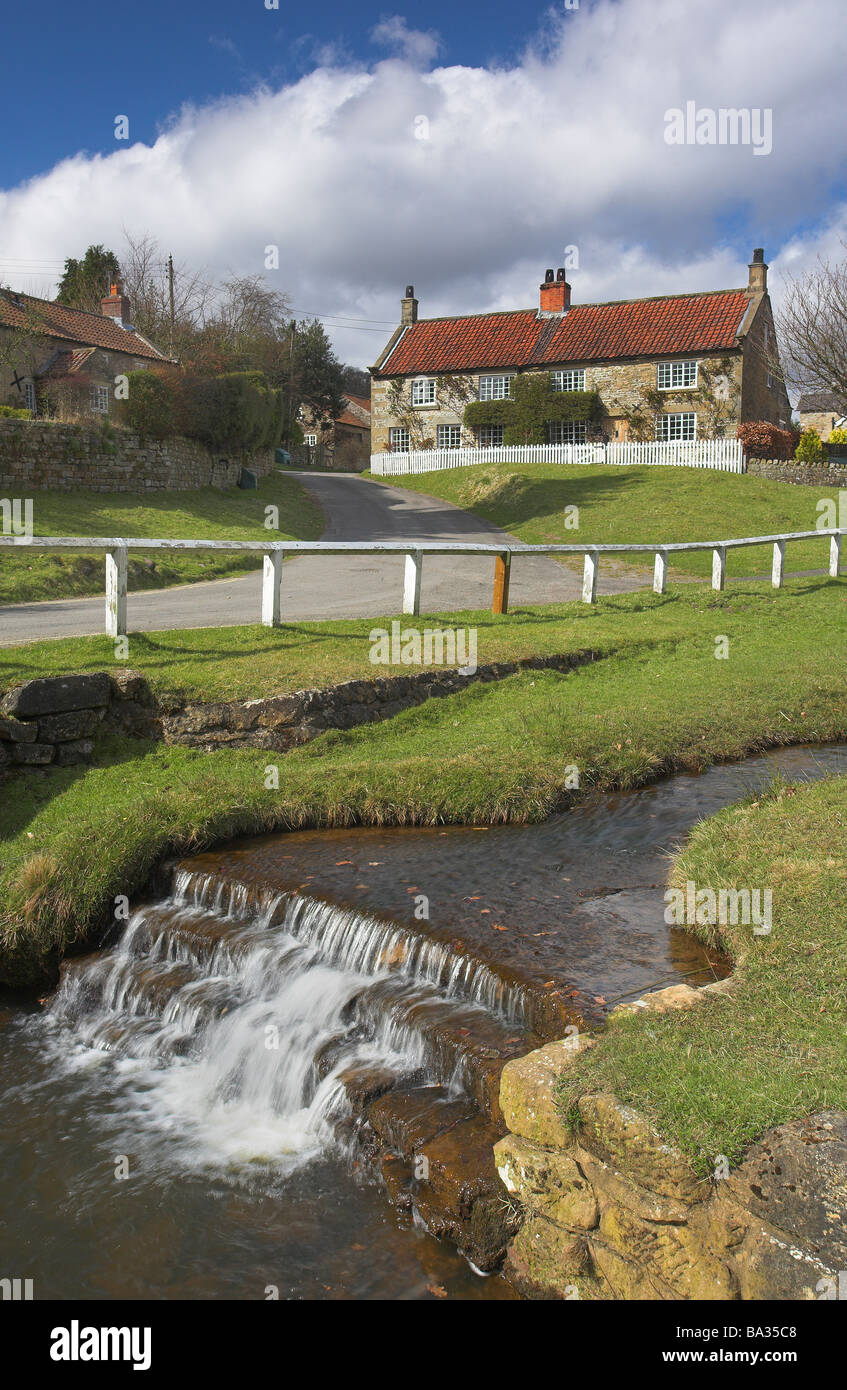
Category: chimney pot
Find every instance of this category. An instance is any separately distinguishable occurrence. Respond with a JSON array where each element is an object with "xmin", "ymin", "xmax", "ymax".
[
  {"xmin": 544, "ymin": 269, "xmax": 554, "ymax": 283},
  {"xmin": 101, "ymin": 278, "xmax": 130, "ymax": 326}
]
